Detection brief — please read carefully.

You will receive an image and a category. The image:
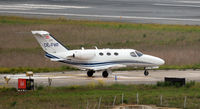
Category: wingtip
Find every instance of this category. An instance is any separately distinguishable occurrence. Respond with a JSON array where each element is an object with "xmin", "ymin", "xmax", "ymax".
[{"xmin": 31, "ymin": 30, "xmax": 49, "ymax": 34}]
